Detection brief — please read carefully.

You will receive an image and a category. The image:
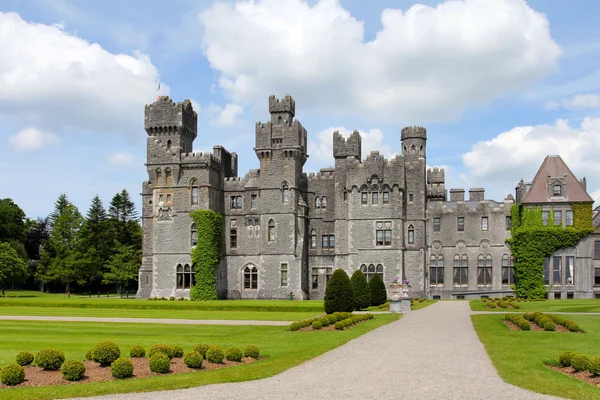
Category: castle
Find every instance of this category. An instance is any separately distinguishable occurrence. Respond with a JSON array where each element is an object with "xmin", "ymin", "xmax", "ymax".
[{"xmin": 137, "ymin": 95, "xmax": 600, "ymax": 300}]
